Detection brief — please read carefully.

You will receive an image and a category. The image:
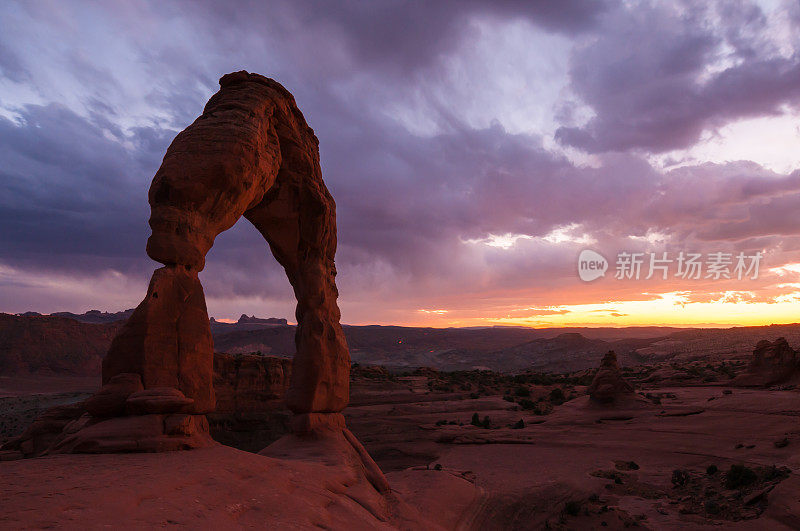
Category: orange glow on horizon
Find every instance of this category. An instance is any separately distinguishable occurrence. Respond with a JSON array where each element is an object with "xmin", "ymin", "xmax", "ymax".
[{"xmin": 388, "ymin": 291, "xmax": 800, "ymax": 329}]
